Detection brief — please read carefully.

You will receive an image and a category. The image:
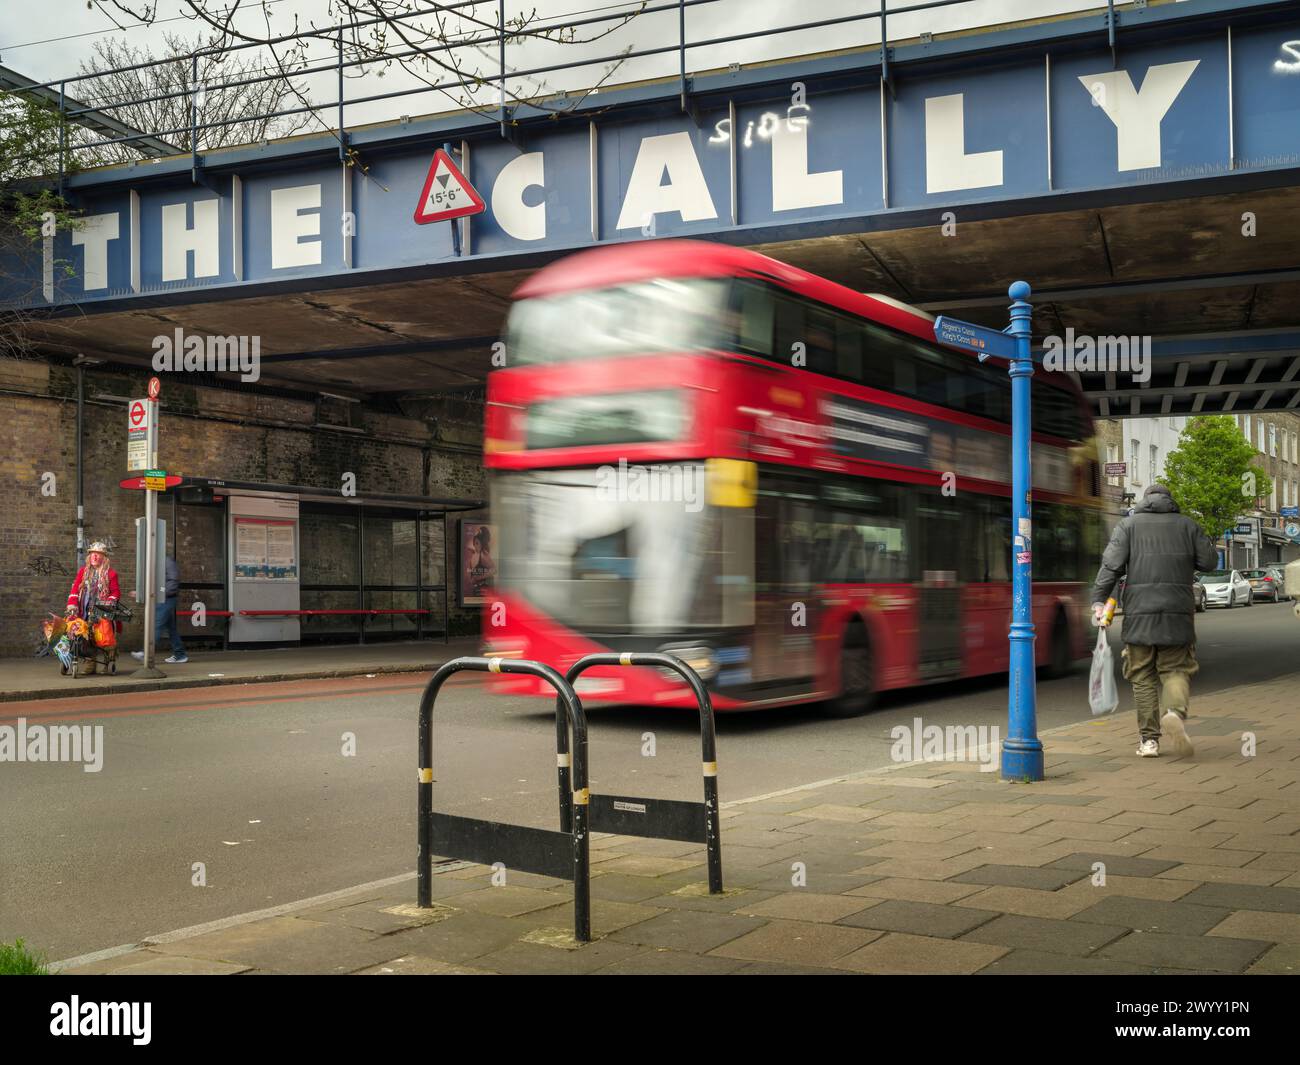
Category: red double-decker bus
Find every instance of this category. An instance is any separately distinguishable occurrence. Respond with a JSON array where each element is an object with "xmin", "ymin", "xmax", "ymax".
[{"xmin": 482, "ymin": 240, "xmax": 1106, "ymax": 713}]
